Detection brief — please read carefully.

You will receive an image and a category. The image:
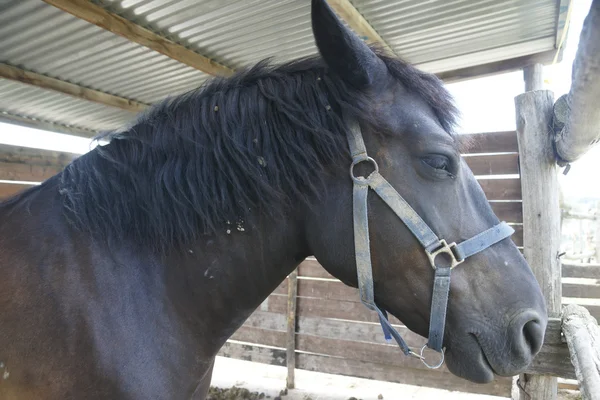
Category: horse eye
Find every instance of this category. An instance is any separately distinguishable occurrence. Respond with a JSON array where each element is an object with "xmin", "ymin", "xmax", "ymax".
[{"xmin": 422, "ymin": 155, "xmax": 450, "ymax": 171}]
